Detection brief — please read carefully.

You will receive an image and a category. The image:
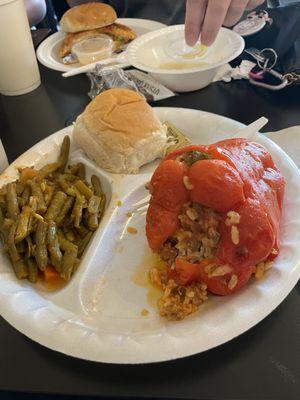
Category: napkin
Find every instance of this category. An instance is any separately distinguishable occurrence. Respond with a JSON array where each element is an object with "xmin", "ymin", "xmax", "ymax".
[
  {"xmin": 213, "ymin": 60, "xmax": 256, "ymax": 83},
  {"xmin": 264, "ymin": 126, "xmax": 300, "ymax": 169},
  {"xmin": 0, "ymin": 139, "xmax": 8, "ymax": 174}
]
